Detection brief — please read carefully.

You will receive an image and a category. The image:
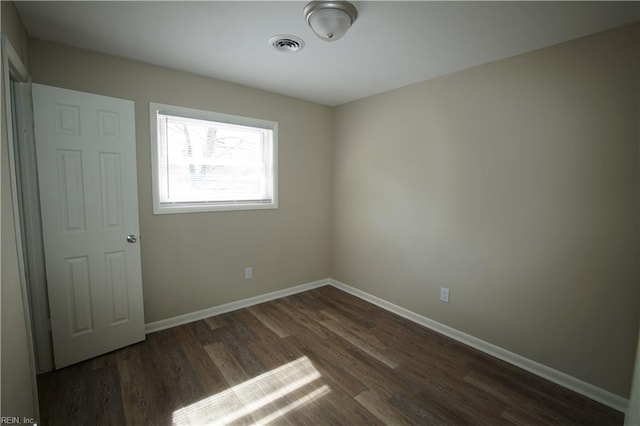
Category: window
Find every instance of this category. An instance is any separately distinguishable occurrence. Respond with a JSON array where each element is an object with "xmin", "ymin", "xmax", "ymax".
[{"xmin": 150, "ymin": 103, "xmax": 277, "ymax": 214}]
